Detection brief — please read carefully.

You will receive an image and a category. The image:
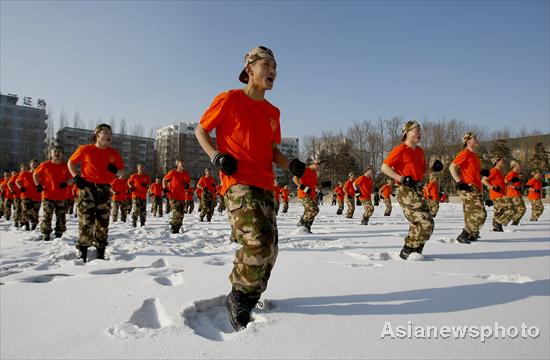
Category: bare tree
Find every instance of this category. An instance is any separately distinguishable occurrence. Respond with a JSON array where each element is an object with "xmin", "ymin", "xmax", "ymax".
[
  {"xmin": 346, "ymin": 120, "xmax": 370, "ymax": 171},
  {"xmin": 58, "ymin": 110, "xmax": 67, "ymax": 130},
  {"xmin": 119, "ymin": 118, "xmax": 127, "ymax": 135},
  {"xmin": 385, "ymin": 116, "xmax": 403, "ymax": 149}
]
